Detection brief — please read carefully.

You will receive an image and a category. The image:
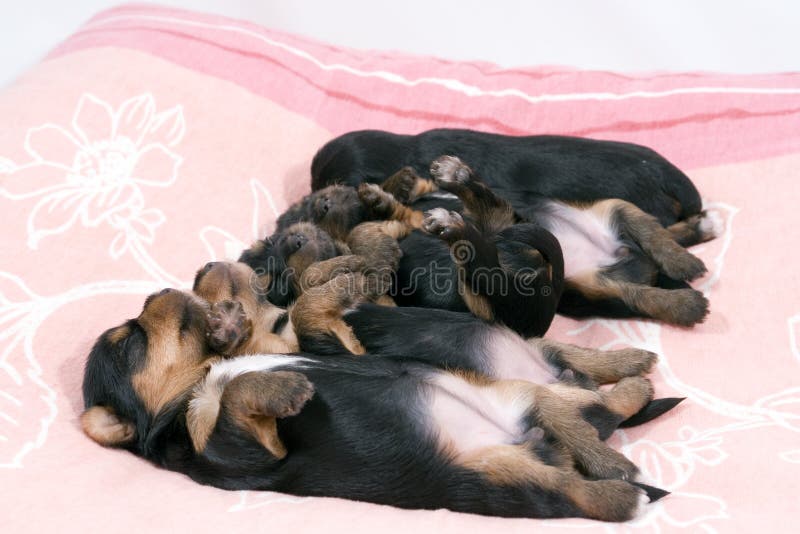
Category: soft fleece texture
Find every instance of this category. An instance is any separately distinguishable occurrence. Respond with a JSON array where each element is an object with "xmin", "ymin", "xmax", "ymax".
[{"xmin": 1, "ymin": 4, "xmax": 799, "ymax": 533}]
